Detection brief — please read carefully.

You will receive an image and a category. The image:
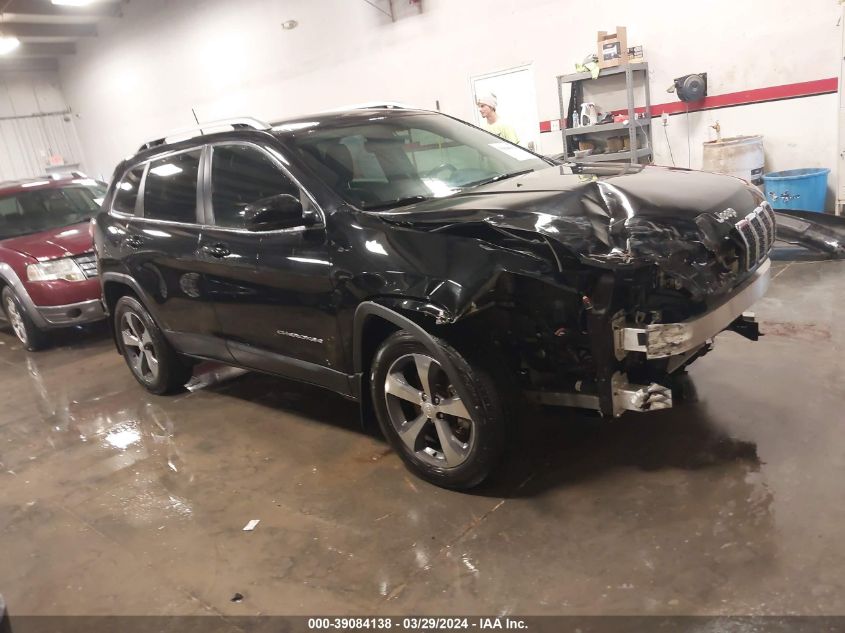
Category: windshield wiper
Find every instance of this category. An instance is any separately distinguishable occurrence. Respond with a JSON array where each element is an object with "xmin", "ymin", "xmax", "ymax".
[
  {"xmin": 461, "ymin": 169, "xmax": 535, "ymax": 189},
  {"xmin": 360, "ymin": 195, "xmax": 430, "ymax": 211}
]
